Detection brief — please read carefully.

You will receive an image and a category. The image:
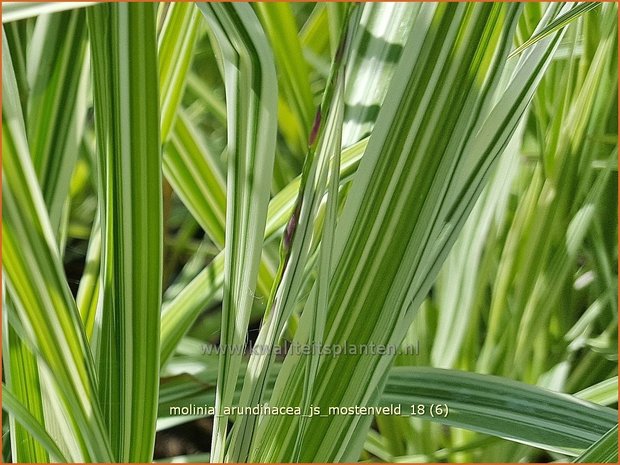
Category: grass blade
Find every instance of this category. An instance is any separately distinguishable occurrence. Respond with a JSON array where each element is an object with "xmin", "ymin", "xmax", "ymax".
[
  {"xmin": 2, "ymin": 304, "xmax": 48, "ymax": 462},
  {"xmin": 384, "ymin": 367, "xmax": 617, "ymax": 456},
  {"xmin": 87, "ymin": 3, "xmax": 162, "ymax": 461},
  {"xmin": 575, "ymin": 377, "xmax": 619, "ymax": 406},
  {"xmin": 509, "ymin": 3, "xmax": 600, "ymax": 58},
  {"xmin": 164, "ymin": 109, "xmax": 227, "ymax": 245},
  {"xmin": 574, "ymin": 425, "xmax": 618, "ymax": 463}
]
